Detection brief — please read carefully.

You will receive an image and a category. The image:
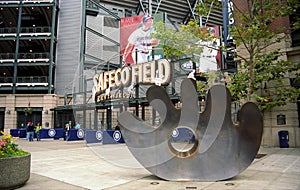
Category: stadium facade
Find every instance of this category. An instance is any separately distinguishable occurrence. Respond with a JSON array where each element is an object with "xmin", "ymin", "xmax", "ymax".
[{"xmin": 0, "ymin": 0, "xmax": 299, "ymax": 147}]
